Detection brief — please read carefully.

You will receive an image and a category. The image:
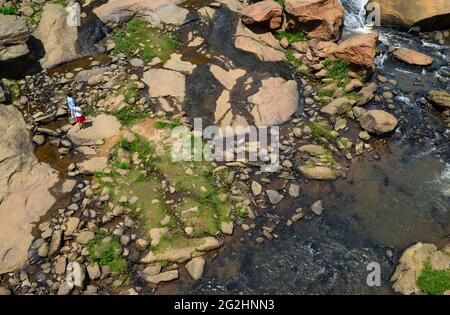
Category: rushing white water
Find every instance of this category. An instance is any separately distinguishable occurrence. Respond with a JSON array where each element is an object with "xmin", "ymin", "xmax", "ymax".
[{"xmin": 342, "ymin": 0, "xmax": 369, "ymax": 30}]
